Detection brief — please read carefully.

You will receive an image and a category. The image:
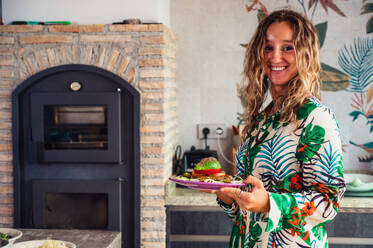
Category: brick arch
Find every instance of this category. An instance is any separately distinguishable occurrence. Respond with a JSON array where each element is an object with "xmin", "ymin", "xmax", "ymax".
[{"xmin": 18, "ymin": 45, "xmax": 134, "ymax": 85}]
